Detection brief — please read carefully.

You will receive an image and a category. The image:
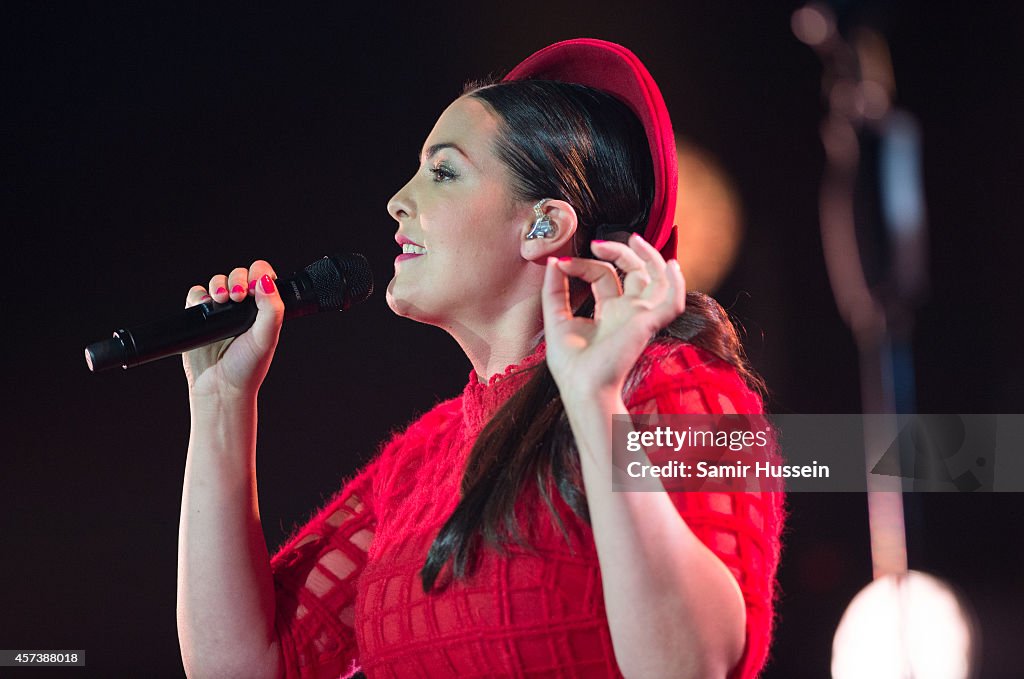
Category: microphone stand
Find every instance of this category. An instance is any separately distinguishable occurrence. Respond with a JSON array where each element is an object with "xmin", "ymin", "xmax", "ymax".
[
  {"xmin": 791, "ymin": 5, "xmax": 982, "ymax": 678},
  {"xmin": 796, "ymin": 1, "xmax": 929, "ymax": 582}
]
